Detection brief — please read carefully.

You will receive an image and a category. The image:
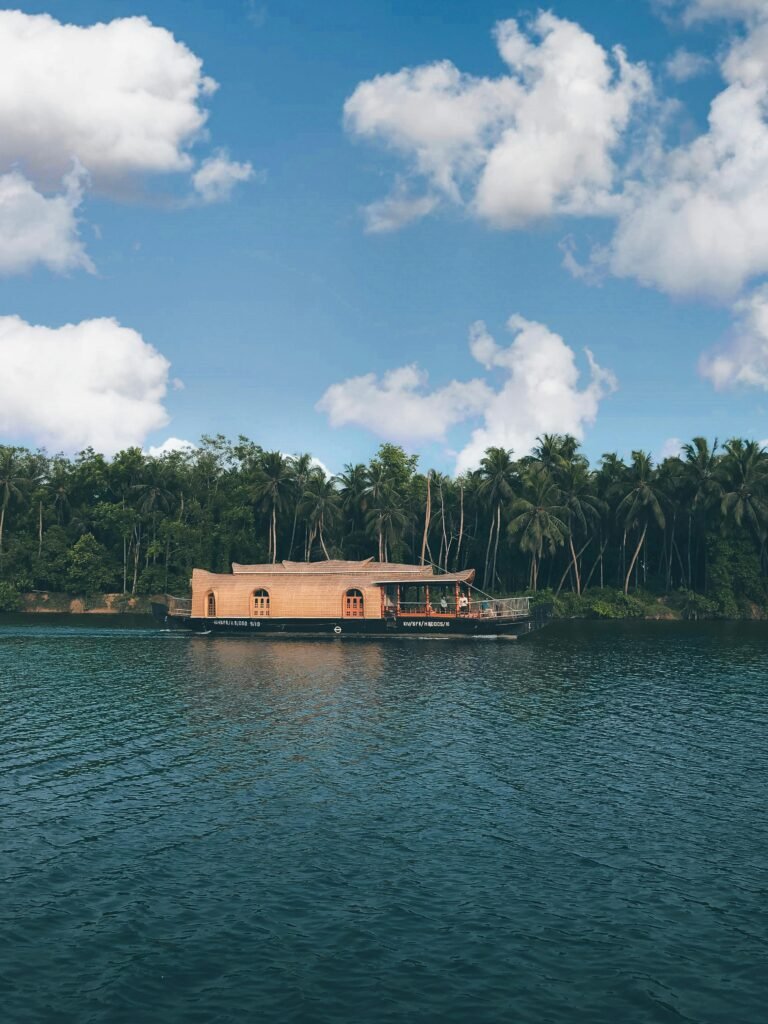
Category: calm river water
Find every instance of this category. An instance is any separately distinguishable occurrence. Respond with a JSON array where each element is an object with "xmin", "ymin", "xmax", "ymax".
[{"xmin": 2, "ymin": 620, "xmax": 767, "ymax": 1023}]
